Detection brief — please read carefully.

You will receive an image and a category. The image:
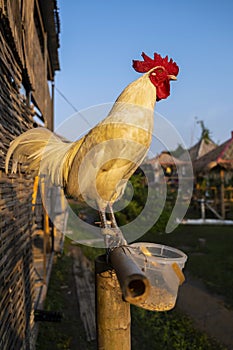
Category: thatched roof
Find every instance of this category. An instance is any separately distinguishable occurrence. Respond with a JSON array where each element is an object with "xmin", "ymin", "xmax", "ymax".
[
  {"xmin": 146, "ymin": 151, "xmax": 185, "ymax": 169},
  {"xmin": 194, "ymin": 132, "xmax": 233, "ymax": 174},
  {"xmin": 188, "ymin": 138, "xmax": 217, "ymax": 162}
]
